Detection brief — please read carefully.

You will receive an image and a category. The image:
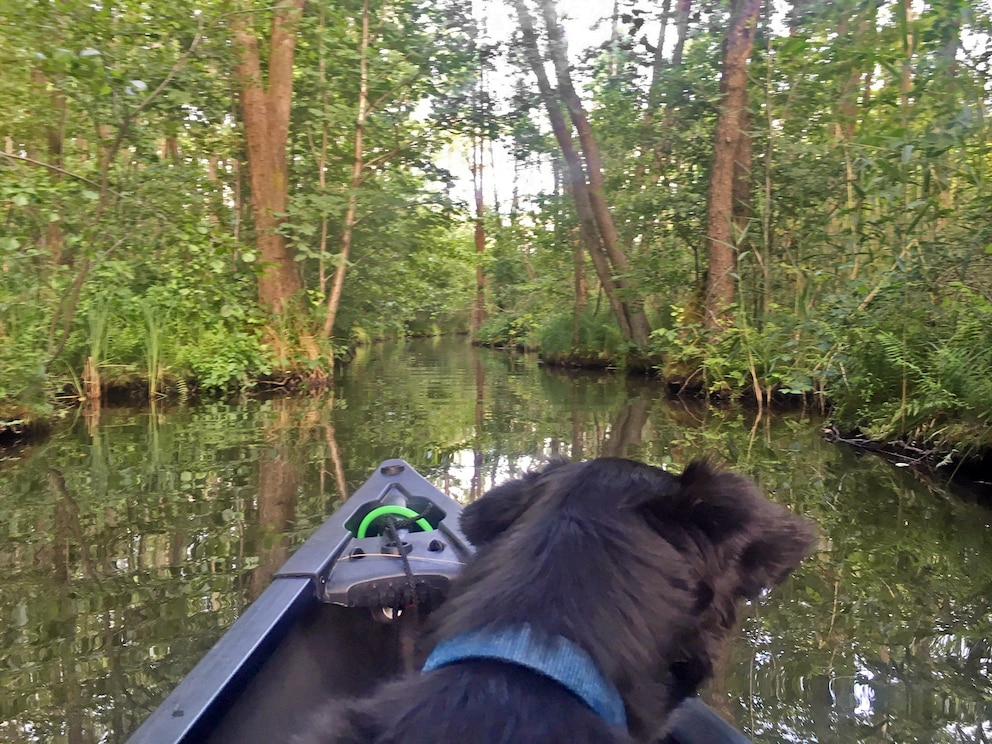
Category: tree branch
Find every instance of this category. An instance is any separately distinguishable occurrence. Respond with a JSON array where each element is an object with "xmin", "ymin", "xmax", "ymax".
[
  {"xmin": 105, "ymin": 20, "xmax": 206, "ymax": 169},
  {"xmin": 0, "ymin": 152, "xmax": 125, "ymax": 199},
  {"xmin": 367, "ymin": 70, "xmax": 425, "ymax": 115}
]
